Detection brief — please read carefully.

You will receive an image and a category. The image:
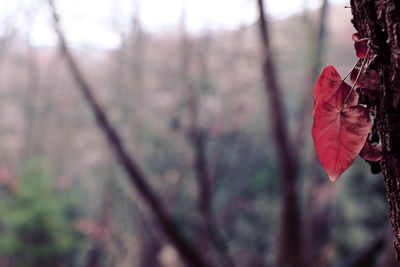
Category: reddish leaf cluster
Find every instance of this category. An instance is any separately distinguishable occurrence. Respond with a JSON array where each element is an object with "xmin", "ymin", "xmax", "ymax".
[
  {"xmin": 350, "ymin": 68, "xmax": 380, "ymax": 99},
  {"xmin": 312, "ymin": 66, "xmax": 371, "ymax": 182},
  {"xmin": 312, "ymin": 32, "xmax": 384, "ymax": 182}
]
